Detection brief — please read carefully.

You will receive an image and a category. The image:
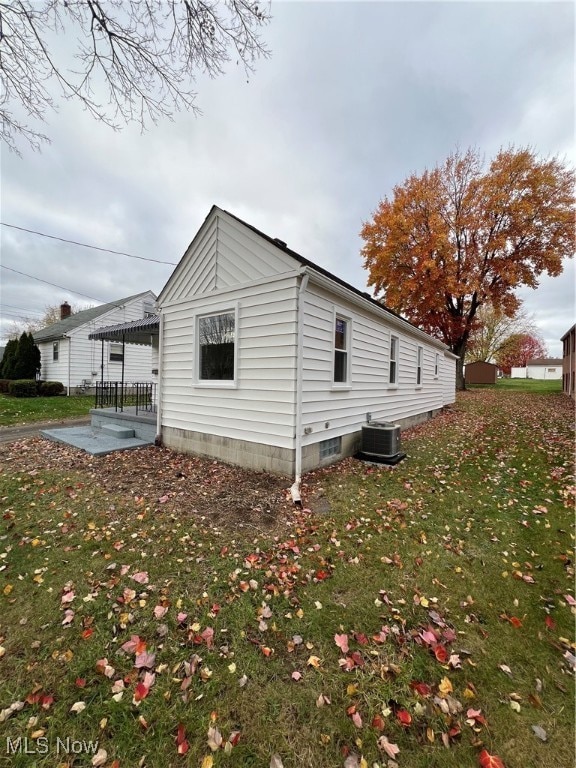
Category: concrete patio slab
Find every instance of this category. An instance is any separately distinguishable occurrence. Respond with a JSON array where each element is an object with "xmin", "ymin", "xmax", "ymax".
[{"xmin": 40, "ymin": 425, "xmax": 154, "ymax": 456}]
